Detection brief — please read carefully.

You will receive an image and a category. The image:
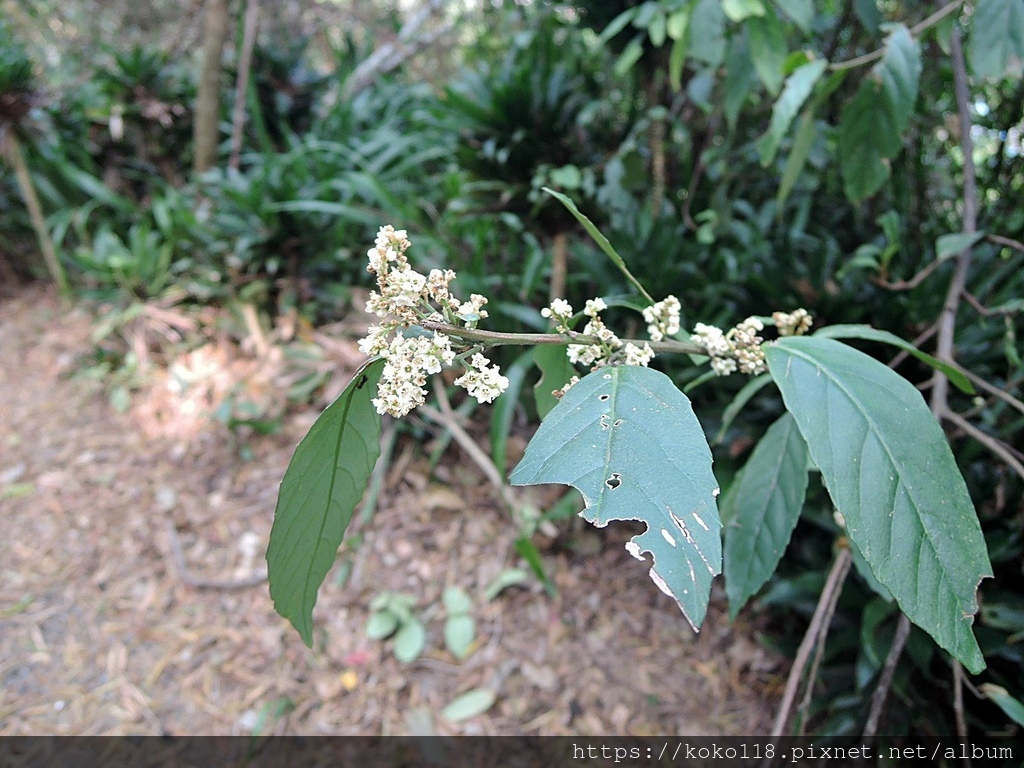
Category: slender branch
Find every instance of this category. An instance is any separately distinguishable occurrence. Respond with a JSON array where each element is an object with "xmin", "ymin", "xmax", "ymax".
[
  {"xmin": 420, "ymin": 379, "xmax": 516, "ymax": 509},
  {"xmin": 931, "ymin": 26, "xmax": 977, "ymax": 411},
  {"xmin": 873, "ymin": 257, "xmax": 942, "ymax": 291},
  {"xmin": 768, "ymin": 545, "xmax": 853, "ymax": 743},
  {"xmin": 795, "ymin": 574, "xmax": 846, "ymax": 735},
  {"xmin": 941, "ymin": 407, "xmax": 1024, "ymax": 482},
  {"xmin": 830, "ymin": 0, "xmax": 966, "ymax": 71},
  {"xmin": 2, "ymin": 129, "xmax": 69, "ymax": 296},
  {"xmin": 887, "ymin": 323, "xmax": 938, "ymax": 370},
  {"xmin": 987, "ymin": 233, "xmax": 1024, "ymax": 253},
  {"xmin": 418, "ymin": 320, "xmax": 705, "ymax": 355},
  {"xmin": 228, "ymin": 0, "xmax": 260, "ymax": 171},
  {"xmin": 954, "ymin": 661, "xmax": 971, "ymax": 768},
  {"xmin": 958, "ymin": 368, "xmax": 1024, "ymax": 418},
  {"xmin": 861, "ymin": 613, "xmax": 912, "ymax": 744}
]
